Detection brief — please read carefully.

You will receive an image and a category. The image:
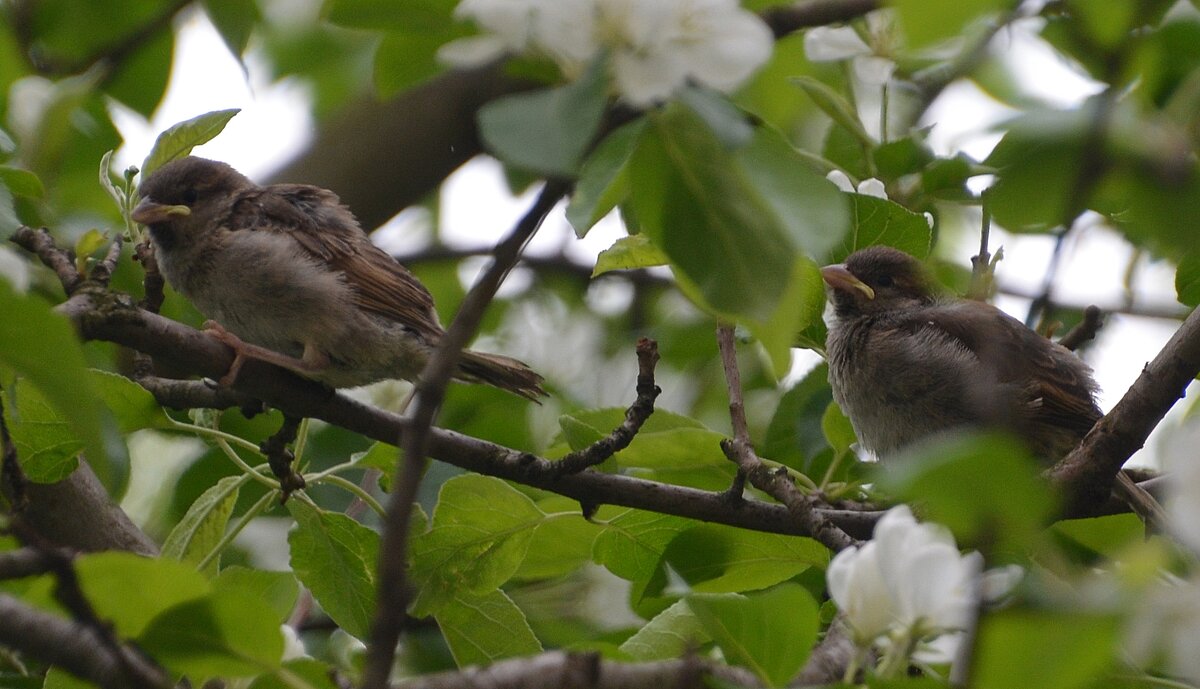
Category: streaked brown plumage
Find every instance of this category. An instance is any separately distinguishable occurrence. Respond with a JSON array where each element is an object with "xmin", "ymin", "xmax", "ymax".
[
  {"xmin": 132, "ymin": 156, "xmax": 544, "ymax": 399},
  {"xmin": 822, "ymin": 246, "xmax": 1100, "ymax": 461}
]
